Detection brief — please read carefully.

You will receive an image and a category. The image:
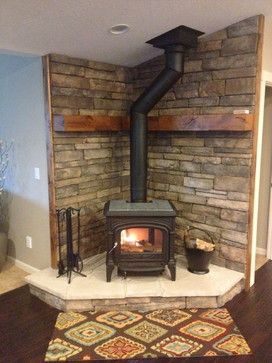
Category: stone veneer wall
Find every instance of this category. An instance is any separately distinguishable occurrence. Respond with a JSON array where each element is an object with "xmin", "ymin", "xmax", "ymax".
[
  {"xmin": 147, "ymin": 131, "xmax": 251, "ymax": 272},
  {"xmin": 48, "ymin": 15, "xmax": 261, "ymax": 268},
  {"xmin": 134, "ymin": 15, "xmax": 258, "ymax": 115},
  {"xmin": 50, "ymin": 54, "xmax": 132, "ymax": 256},
  {"xmin": 142, "ymin": 16, "xmax": 260, "ymax": 272}
]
